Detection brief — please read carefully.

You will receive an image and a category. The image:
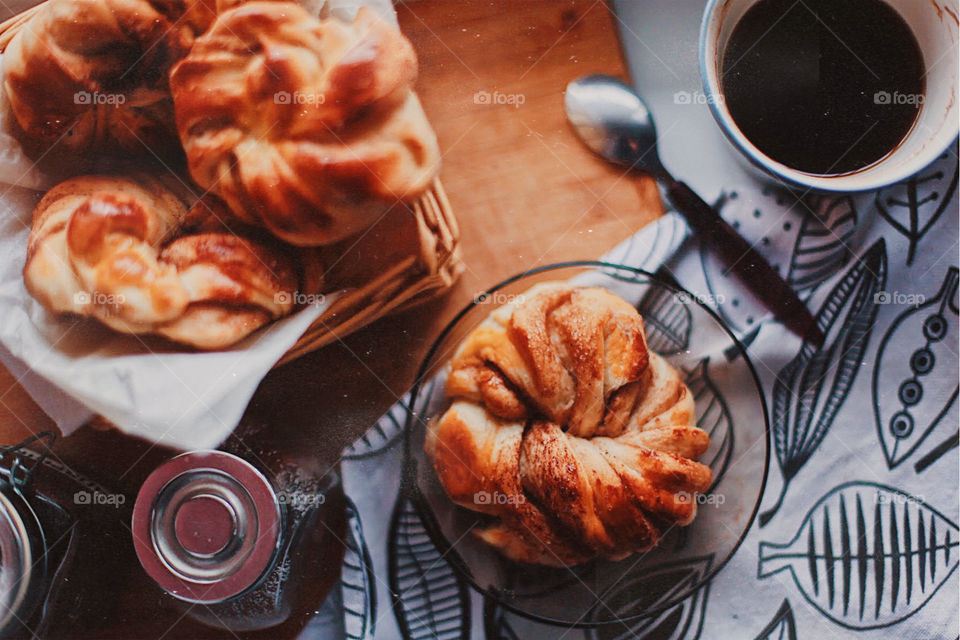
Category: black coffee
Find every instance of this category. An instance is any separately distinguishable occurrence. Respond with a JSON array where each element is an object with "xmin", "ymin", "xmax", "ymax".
[{"xmin": 721, "ymin": 0, "xmax": 925, "ymax": 175}]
